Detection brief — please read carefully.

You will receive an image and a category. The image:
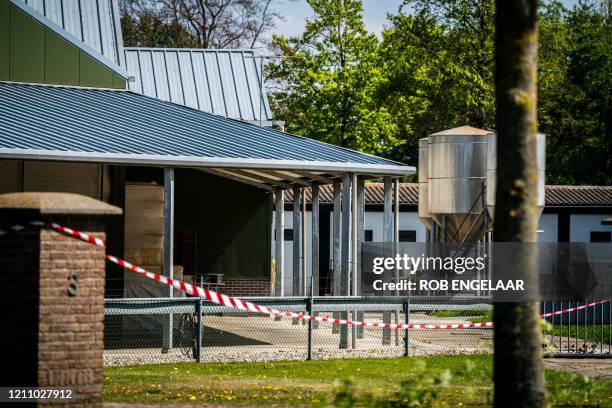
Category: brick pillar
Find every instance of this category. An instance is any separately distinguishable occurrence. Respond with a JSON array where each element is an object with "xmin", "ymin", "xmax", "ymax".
[{"xmin": 0, "ymin": 192, "xmax": 121, "ymax": 407}]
